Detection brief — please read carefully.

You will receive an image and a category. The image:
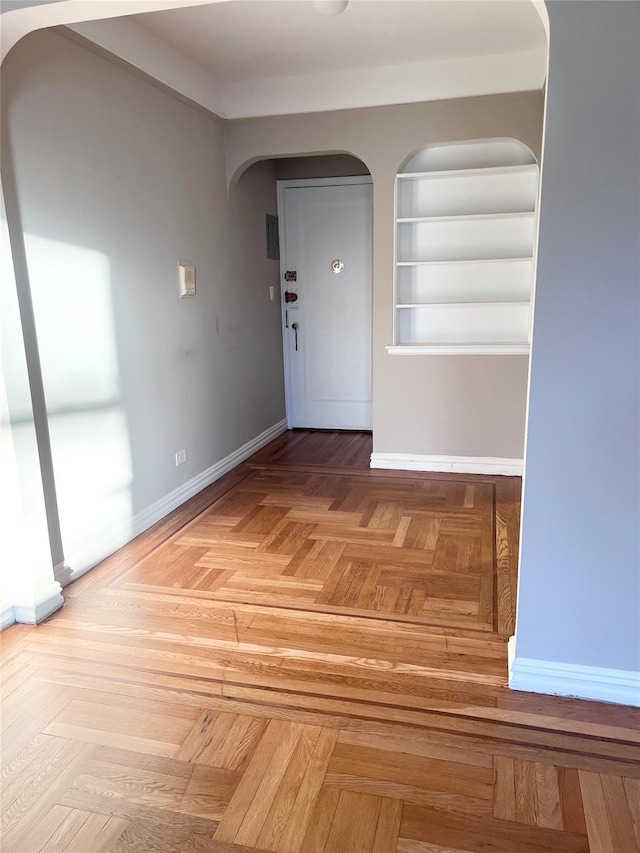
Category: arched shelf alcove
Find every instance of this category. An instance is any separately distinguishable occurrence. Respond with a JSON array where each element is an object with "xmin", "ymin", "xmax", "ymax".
[{"xmin": 389, "ymin": 138, "xmax": 540, "ymax": 355}]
